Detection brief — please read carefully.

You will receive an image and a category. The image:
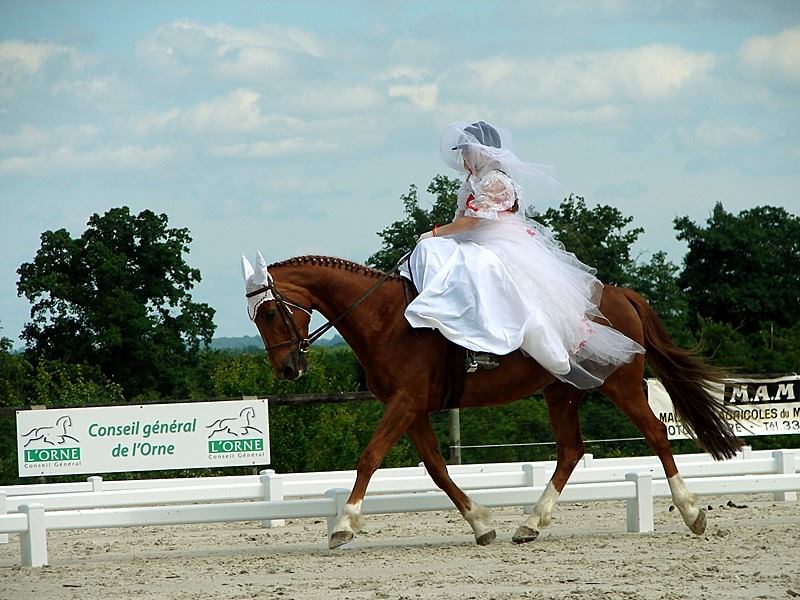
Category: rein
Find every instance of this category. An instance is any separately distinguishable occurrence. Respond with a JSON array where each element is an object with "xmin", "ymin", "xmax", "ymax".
[{"xmin": 247, "ymin": 254, "xmax": 408, "ymax": 354}]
